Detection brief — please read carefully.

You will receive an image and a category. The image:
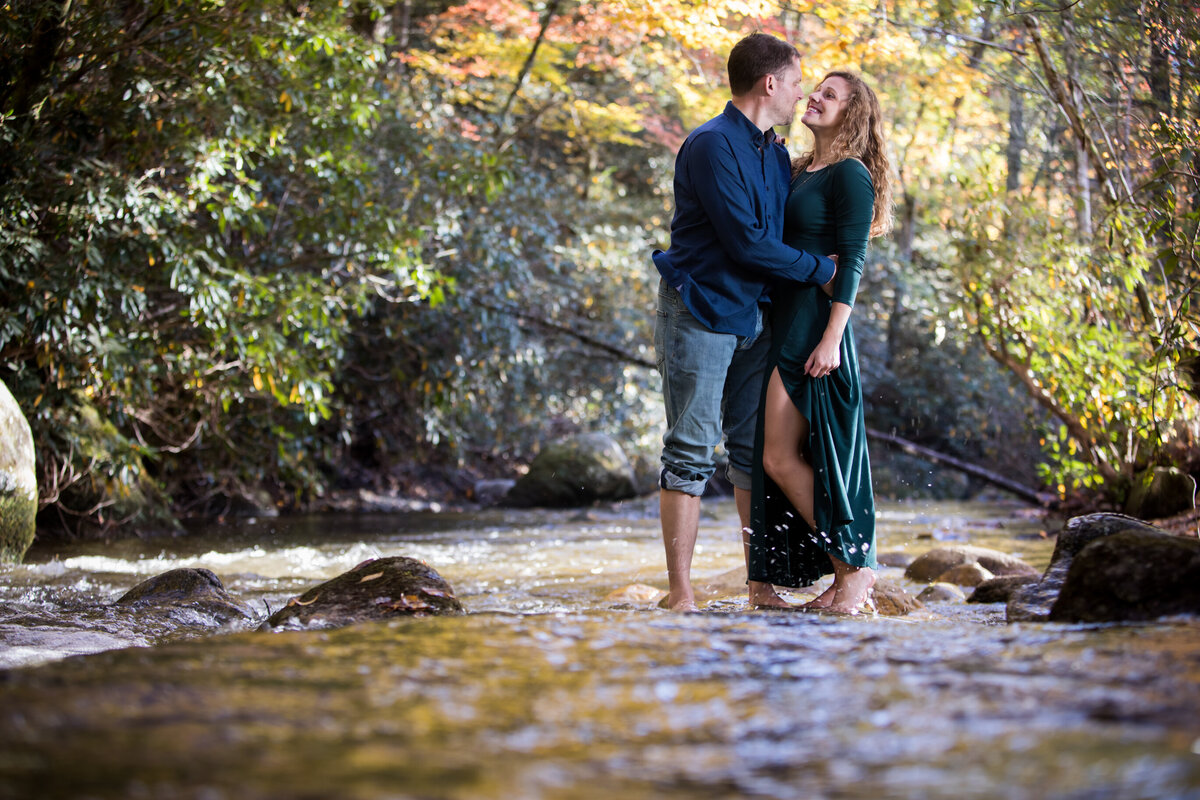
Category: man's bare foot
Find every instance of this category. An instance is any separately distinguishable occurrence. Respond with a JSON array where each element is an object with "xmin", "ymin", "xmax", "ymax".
[
  {"xmin": 828, "ymin": 567, "xmax": 876, "ymax": 615},
  {"xmin": 664, "ymin": 592, "xmax": 700, "ymax": 612},
  {"xmin": 801, "ymin": 582, "xmax": 837, "ymax": 610},
  {"xmin": 748, "ymin": 580, "xmax": 792, "ymax": 609}
]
